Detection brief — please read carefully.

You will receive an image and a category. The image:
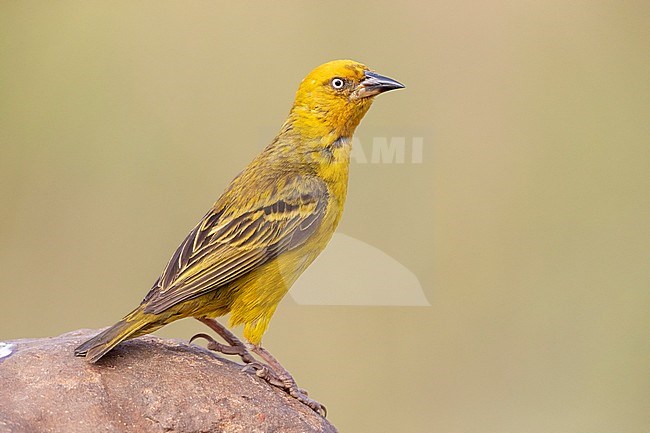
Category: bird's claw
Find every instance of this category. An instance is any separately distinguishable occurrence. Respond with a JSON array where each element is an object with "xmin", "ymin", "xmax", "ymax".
[
  {"xmin": 242, "ymin": 361, "xmax": 267, "ymax": 376},
  {"xmin": 242, "ymin": 362, "xmax": 285, "ymax": 388},
  {"xmin": 191, "ymin": 323, "xmax": 327, "ymax": 417},
  {"xmin": 291, "ymin": 390, "xmax": 327, "ymax": 417},
  {"xmin": 191, "ymin": 332, "xmax": 255, "ymax": 358},
  {"xmin": 243, "ymin": 365, "xmax": 326, "ymax": 416},
  {"xmin": 189, "ymin": 332, "xmax": 215, "ymax": 345}
]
